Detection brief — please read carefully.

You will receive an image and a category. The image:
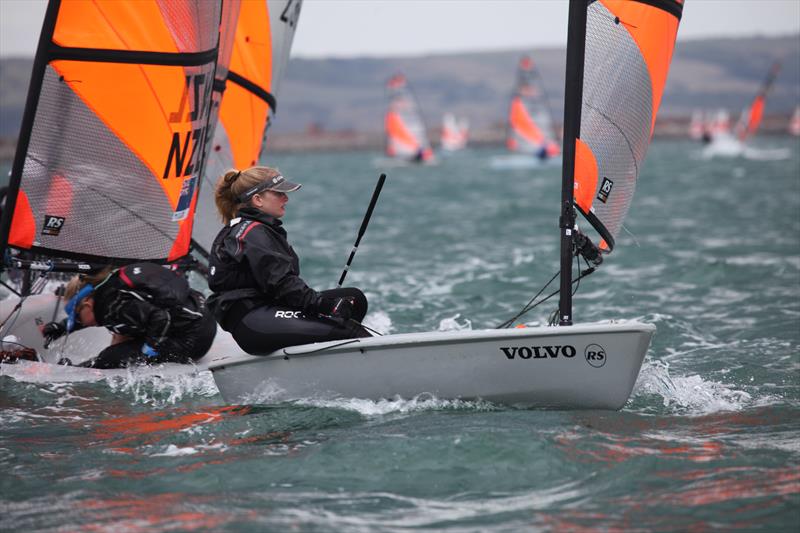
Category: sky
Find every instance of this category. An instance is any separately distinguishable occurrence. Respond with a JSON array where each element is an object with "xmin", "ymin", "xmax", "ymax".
[{"xmin": 1, "ymin": 0, "xmax": 798, "ymax": 58}]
